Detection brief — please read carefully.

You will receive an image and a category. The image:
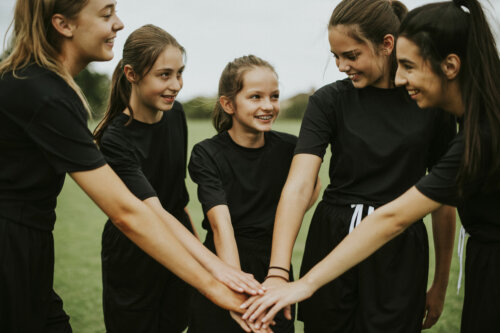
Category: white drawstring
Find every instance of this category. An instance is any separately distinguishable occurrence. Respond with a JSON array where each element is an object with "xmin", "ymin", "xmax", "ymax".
[
  {"xmin": 457, "ymin": 226, "xmax": 469, "ymax": 294},
  {"xmin": 349, "ymin": 204, "xmax": 375, "ymax": 233}
]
